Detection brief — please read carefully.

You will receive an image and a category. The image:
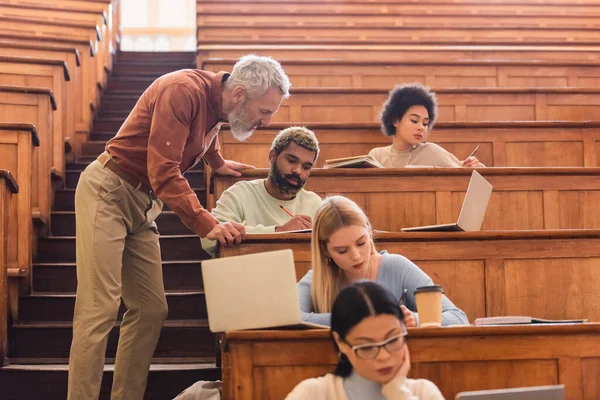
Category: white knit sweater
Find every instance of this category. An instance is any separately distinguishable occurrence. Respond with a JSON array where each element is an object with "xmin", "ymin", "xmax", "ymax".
[{"xmin": 285, "ymin": 373, "xmax": 445, "ymax": 400}]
